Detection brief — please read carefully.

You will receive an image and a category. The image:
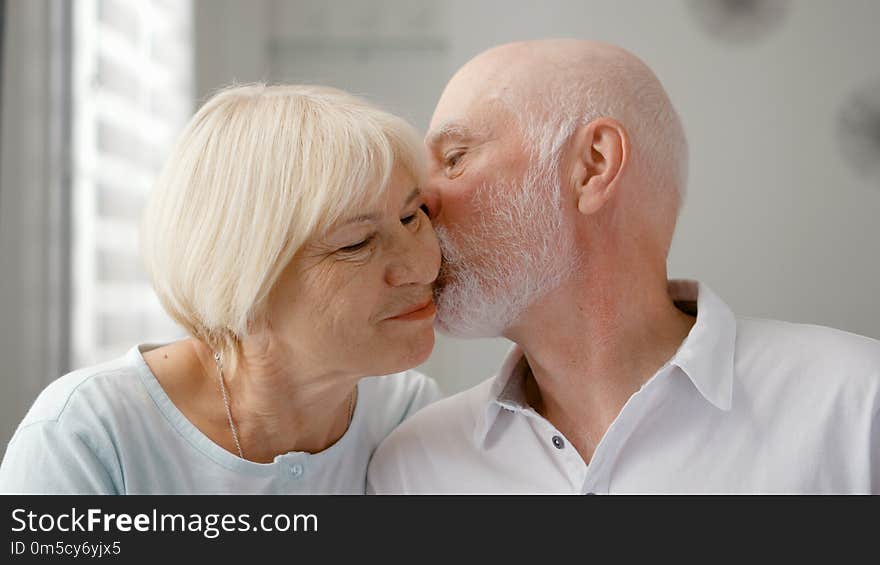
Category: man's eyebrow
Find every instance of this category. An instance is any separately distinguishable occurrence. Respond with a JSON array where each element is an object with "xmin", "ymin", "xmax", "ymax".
[{"xmin": 426, "ymin": 122, "xmax": 478, "ymax": 147}]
